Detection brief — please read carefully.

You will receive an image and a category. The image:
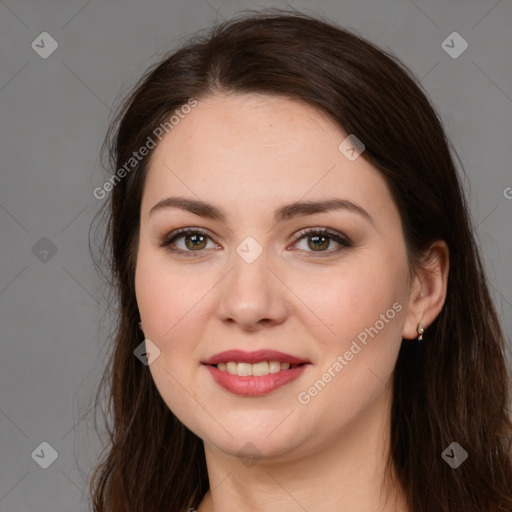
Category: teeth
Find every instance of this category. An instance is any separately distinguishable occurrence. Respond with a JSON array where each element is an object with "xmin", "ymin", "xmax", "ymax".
[
  {"xmin": 252, "ymin": 361, "xmax": 269, "ymax": 376},
  {"xmin": 226, "ymin": 362, "xmax": 237, "ymax": 375},
  {"xmin": 237, "ymin": 362, "xmax": 252, "ymax": 376},
  {"xmin": 269, "ymin": 361, "xmax": 281, "ymax": 373},
  {"xmin": 216, "ymin": 360, "xmax": 297, "ymax": 376}
]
